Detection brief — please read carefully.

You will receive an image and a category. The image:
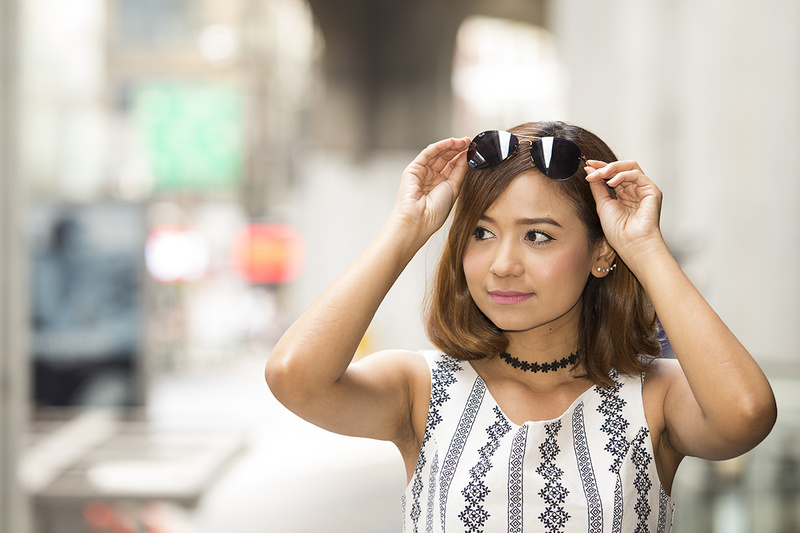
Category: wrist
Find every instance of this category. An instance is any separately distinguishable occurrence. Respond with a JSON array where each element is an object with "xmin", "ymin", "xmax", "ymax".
[
  {"xmin": 387, "ymin": 208, "xmax": 440, "ymax": 245},
  {"xmin": 618, "ymin": 235, "xmax": 676, "ymax": 283},
  {"xmin": 376, "ymin": 213, "xmax": 431, "ymax": 263}
]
